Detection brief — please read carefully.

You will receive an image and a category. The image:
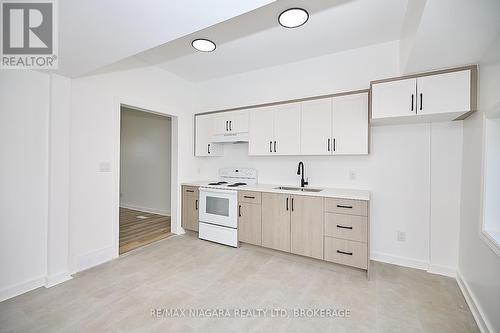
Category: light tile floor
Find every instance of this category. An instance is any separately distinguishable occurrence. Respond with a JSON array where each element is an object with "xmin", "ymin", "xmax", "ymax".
[{"xmin": 0, "ymin": 235, "xmax": 479, "ymax": 332}]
